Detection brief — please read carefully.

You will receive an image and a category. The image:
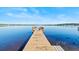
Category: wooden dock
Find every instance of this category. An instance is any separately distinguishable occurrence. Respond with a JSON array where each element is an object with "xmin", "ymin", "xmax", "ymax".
[{"xmin": 23, "ymin": 27, "xmax": 64, "ymax": 51}]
